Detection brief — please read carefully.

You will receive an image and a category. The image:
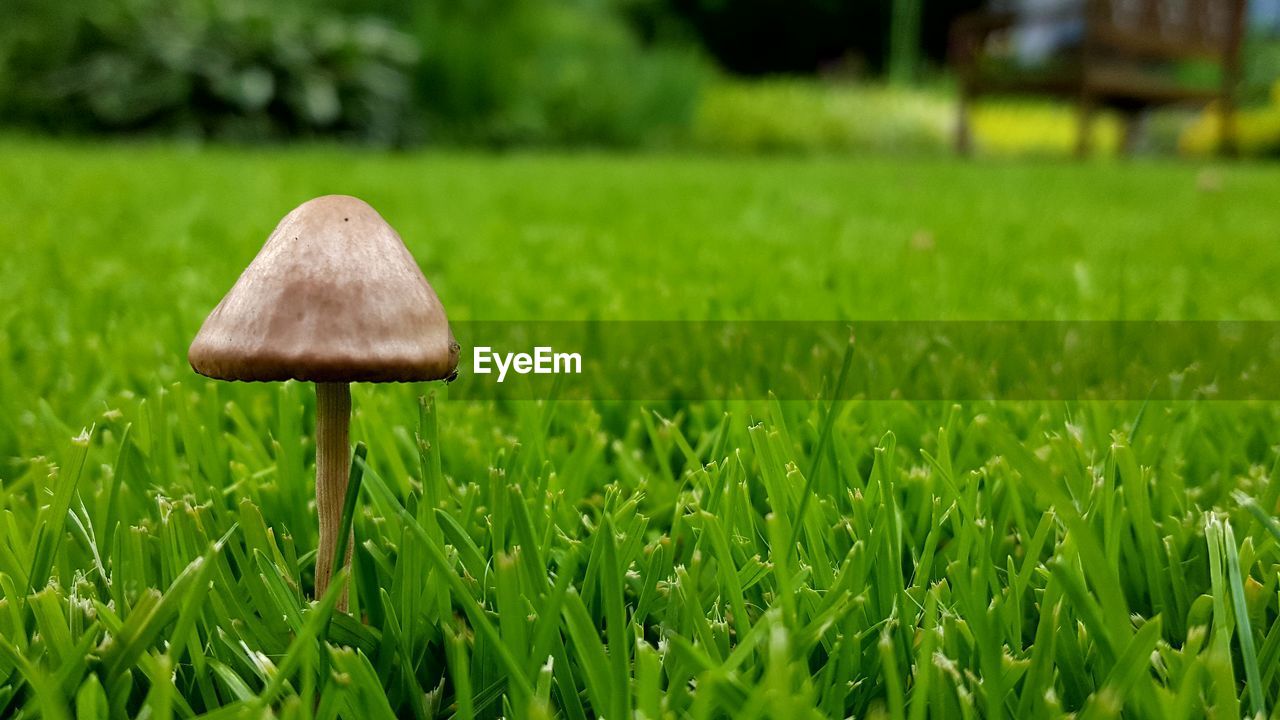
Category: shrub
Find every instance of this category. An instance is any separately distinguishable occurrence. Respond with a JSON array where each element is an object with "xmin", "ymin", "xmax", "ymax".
[
  {"xmin": 690, "ymin": 79, "xmax": 1136, "ymax": 157},
  {"xmin": 1179, "ymin": 36, "xmax": 1280, "ymax": 157},
  {"xmin": 1180, "ymin": 81, "xmax": 1280, "ymax": 157},
  {"xmin": 408, "ymin": 0, "xmax": 707, "ymax": 147},
  {"xmin": 970, "ymin": 100, "xmax": 1121, "ymax": 157},
  {"xmin": 0, "ymin": 0, "xmax": 708, "ymax": 147},
  {"xmin": 0, "ymin": 0, "xmax": 420, "ymax": 145},
  {"xmin": 692, "ymin": 79, "xmax": 951, "ymax": 154}
]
